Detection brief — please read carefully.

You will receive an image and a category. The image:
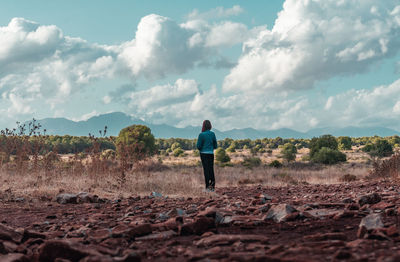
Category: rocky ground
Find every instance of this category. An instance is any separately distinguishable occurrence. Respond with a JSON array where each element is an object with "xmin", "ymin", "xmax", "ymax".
[{"xmin": 1, "ymin": 181, "xmax": 400, "ymax": 261}]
